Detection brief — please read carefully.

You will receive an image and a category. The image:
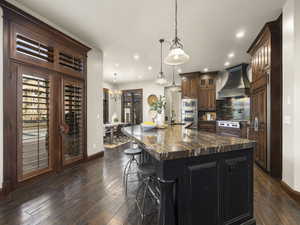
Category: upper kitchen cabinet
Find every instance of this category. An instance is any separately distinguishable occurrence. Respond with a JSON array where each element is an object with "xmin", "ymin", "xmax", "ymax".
[
  {"xmin": 181, "ymin": 71, "xmax": 218, "ymax": 111},
  {"xmin": 247, "ymin": 16, "xmax": 282, "ymax": 178},
  {"xmin": 181, "ymin": 72, "xmax": 201, "ymax": 99},
  {"xmin": 198, "ymin": 72, "xmax": 218, "ymax": 111}
]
